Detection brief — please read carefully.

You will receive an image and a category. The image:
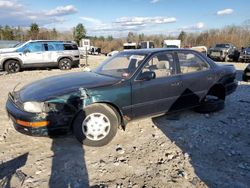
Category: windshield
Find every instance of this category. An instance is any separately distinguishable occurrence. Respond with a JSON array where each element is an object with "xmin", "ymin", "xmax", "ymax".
[
  {"xmin": 215, "ymin": 44, "xmax": 230, "ymax": 48},
  {"xmin": 94, "ymin": 53, "xmax": 146, "ymax": 78}
]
